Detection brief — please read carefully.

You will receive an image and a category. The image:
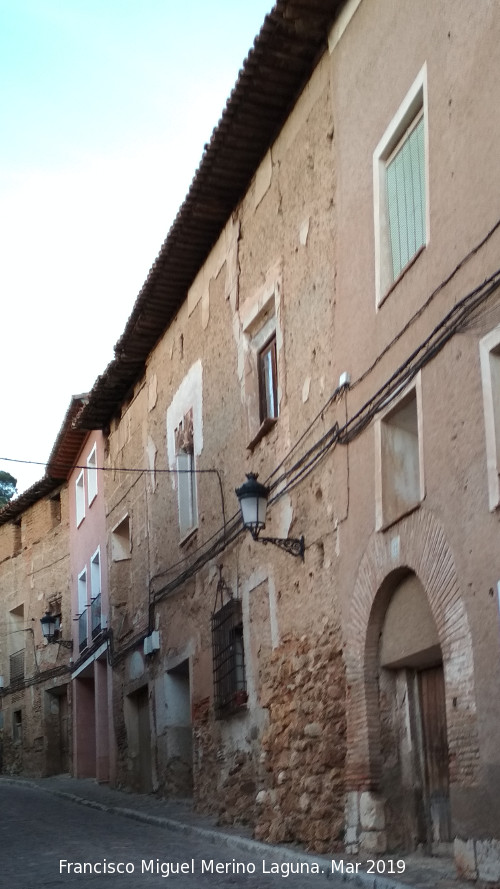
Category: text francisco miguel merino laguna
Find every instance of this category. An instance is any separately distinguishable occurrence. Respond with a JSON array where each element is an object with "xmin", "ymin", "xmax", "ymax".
[{"xmin": 59, "ymin": 858, "xmax": 406, "ymax": 878}]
